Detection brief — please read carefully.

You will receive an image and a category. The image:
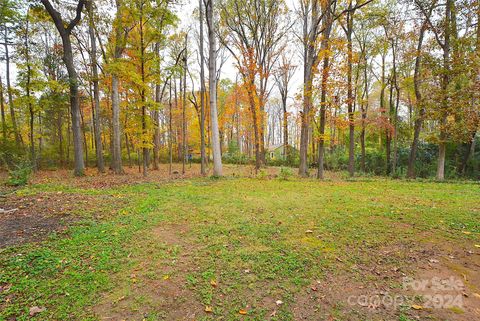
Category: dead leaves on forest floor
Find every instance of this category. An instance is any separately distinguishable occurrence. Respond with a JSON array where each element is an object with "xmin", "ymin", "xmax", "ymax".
[
  {"xmin": 0, "ymin": 191, "xmax": 125, "ymax": 248},
  {"xmin": 292, "ymin": 236, "xmax": 480, "ymax": 321}
]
